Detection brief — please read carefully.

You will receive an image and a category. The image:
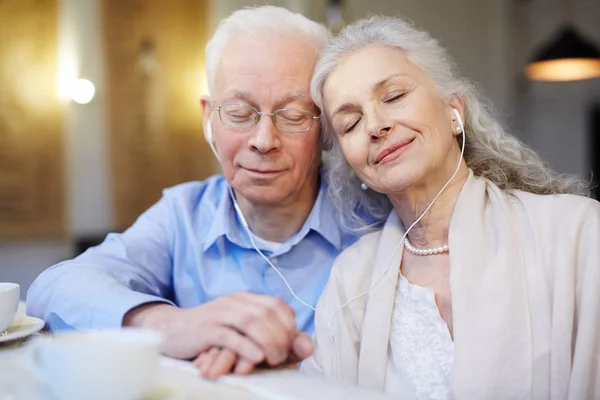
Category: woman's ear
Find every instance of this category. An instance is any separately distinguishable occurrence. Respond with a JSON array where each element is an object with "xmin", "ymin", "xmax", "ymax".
[
  {"xmin": 448, "ymin": 94, "xmax": 465, "ymax": 136},
  {"xmin": 448, "ymin": 95, "xmax": 464, "ymax": 119}
]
